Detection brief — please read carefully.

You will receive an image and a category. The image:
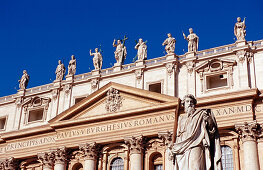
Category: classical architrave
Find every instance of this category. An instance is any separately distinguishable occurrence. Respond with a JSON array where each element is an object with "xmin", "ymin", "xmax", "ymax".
[{"xmin": 195, "ymin": 58, "xmax": 237, "ymax": 93}]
